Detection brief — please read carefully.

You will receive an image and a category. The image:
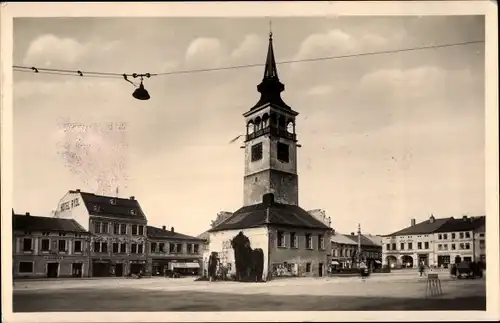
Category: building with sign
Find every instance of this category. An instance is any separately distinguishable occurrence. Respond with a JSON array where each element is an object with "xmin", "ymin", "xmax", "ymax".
[
  {"xmin": 330, "ymin": 231, "xmax": 382, "ymax": 269},
  {"xmin": 205, "ymin": 31, "xmax": 332, "ymax": 281},
  {"xmin": 146, "ymin": 225, "xmax": 204, "ymax": 276},
  {"xmin": 382, "ymin": 214, "xmax": 486, "ymax": 268},
  {"xmin": 12, "ymin": 210, "xmax": 90, "ymax": 278},
  {"xmin": 54, "ymin": 190, "xmax": 148, "ymax": 277}
]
